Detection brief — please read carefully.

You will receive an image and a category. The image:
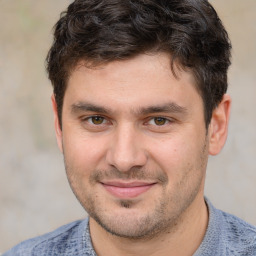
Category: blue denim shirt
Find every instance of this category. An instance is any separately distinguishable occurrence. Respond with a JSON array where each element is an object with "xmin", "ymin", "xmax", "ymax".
[{"xmin": 4, "ymin": 199, "xmax": 256, "ymax": 255}]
